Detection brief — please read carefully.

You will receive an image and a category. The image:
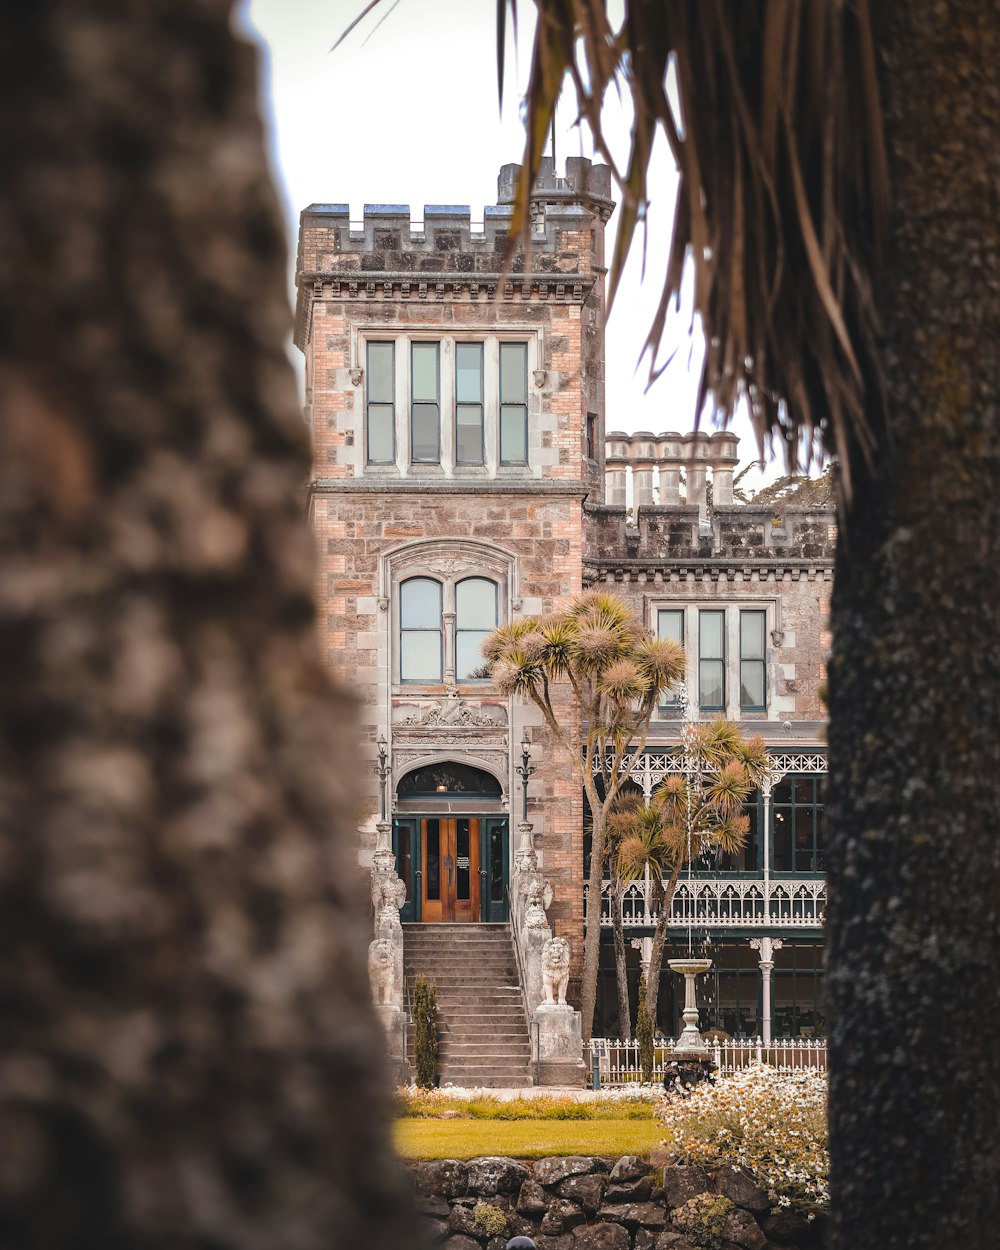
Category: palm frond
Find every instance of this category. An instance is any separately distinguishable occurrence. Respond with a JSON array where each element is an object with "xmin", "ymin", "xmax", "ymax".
[{"xmin": 505, "ymin": 0, "xmax": 888, "ymax": 488}]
